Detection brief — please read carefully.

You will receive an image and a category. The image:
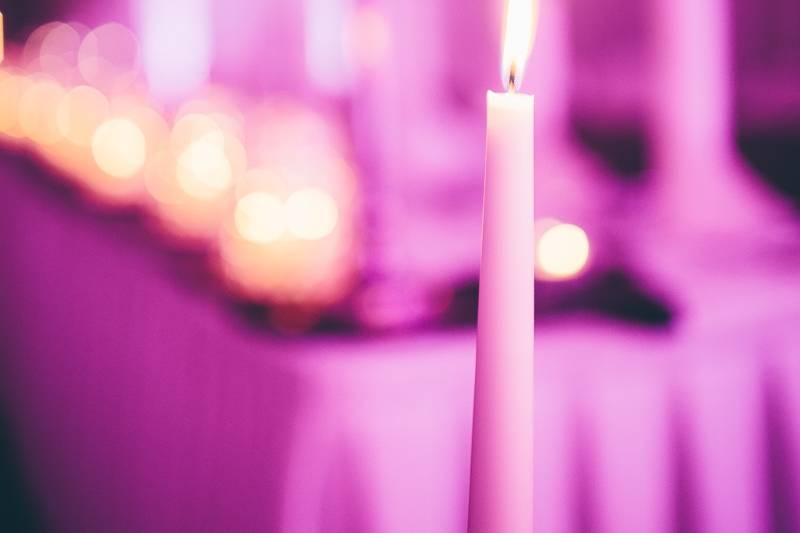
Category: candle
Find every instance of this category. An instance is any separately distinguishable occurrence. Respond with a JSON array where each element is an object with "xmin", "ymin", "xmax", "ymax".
[{"xmin": 468, "ymin": 1, "xmax": 537, "ymax": 532}]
